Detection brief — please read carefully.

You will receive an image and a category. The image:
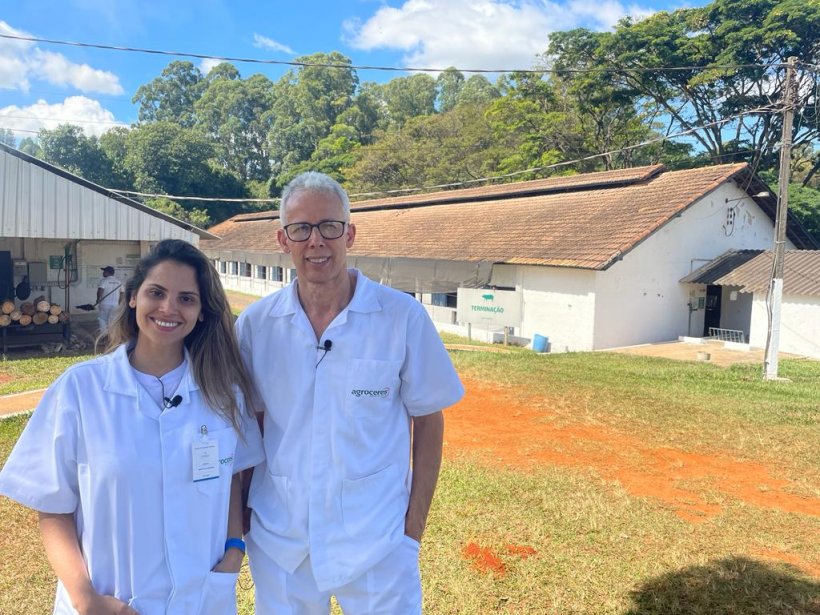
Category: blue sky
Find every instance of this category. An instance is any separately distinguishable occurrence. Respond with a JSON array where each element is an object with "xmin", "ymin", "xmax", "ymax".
[{"xmin": 0, "ymin": 0, "xmax": 700, "ymax": 139}]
